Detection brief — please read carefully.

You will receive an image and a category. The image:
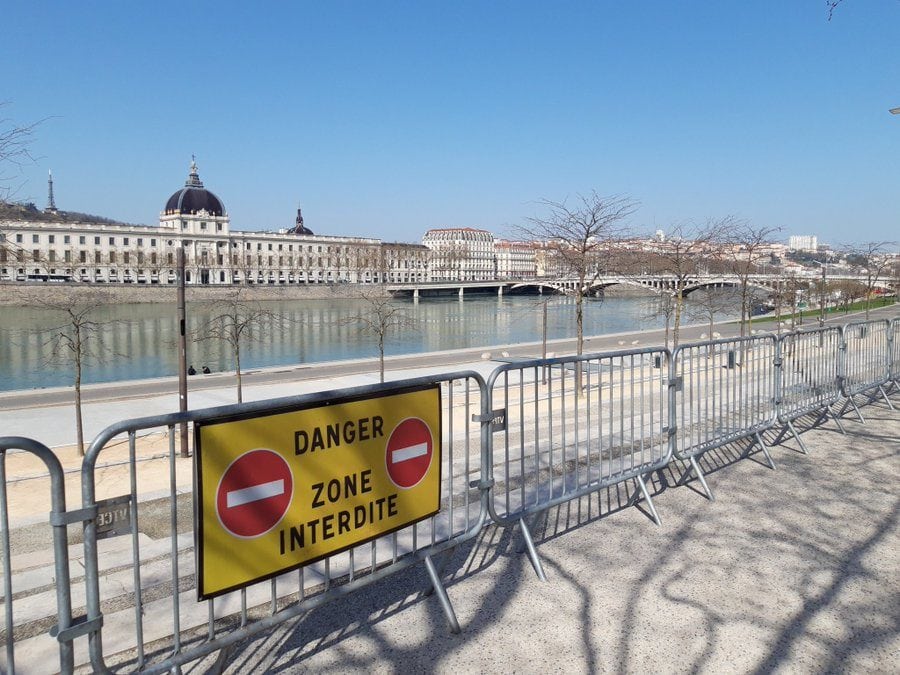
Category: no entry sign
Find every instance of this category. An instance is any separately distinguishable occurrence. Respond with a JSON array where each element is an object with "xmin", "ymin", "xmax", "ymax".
[
  {"xmin": 216, "ymin": 449, "xmax": 293, "ymax": 538},
  {"xmin": 195, "ymin": 384, "xmax": 442, "ymax": 599},
  {"xmin": 385, "ymin": 418, "xmax": 433, "ymax": 489}
]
